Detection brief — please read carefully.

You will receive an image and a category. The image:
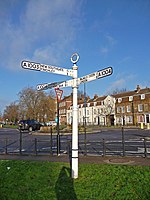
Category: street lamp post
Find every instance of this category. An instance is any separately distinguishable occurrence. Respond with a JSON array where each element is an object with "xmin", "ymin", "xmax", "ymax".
[
  {"xmin": 84, "ymin": 83, "xmax": 87, "ymax": 155},
  {"xmin": 55, "ymin": 88, "xmax": 63, "ymax": 156},
  {"xmin": 56, "ymin": 98, "xmax": 60, "ymax": 155}
]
